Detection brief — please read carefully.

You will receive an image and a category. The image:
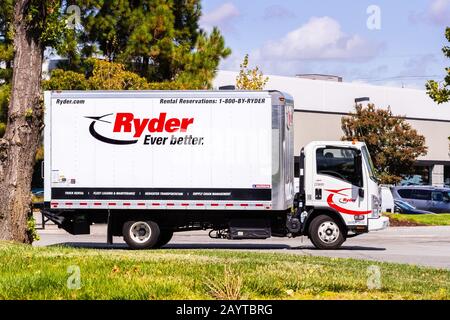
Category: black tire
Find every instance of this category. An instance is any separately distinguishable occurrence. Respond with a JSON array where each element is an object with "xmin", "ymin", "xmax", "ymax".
[
  {"xmin": 308, "ymin": 215, "xmax": 345, "ymax": 250},
  {"xmin": 154, "ymin": 230, "xmax": 174, "ymax": 248},
  {"xmin": 122, "ymin": 220, "xmax": 160, "ymax": 250}
]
